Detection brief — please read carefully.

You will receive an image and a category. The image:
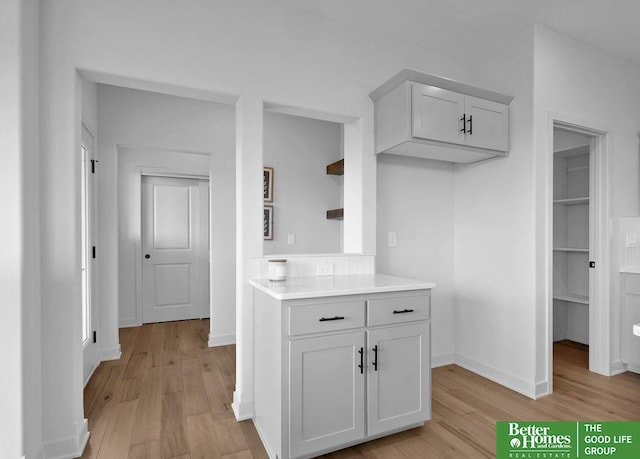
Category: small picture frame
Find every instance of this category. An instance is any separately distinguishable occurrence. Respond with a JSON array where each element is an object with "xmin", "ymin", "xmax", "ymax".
[
  {"xmin": 264, "ymin": 205, "xmax": 273, "ymax": 240},
  {"xmin": 263, "ymin": 167, "xmax": 274, "ymax": 202}
]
